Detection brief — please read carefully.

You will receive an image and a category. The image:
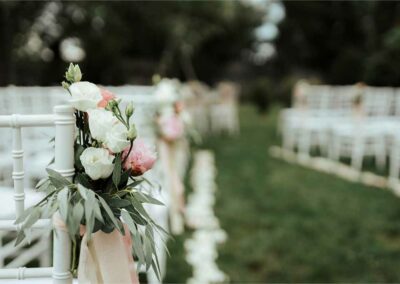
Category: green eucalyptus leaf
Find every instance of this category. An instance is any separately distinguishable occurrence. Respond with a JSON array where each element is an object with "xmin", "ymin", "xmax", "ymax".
[
  {"xmin": 129, "ymin": 197, "xmax": 151, "ymax": 220},
  {"xmin": 152, "ymin": 257, "xmax": 162, "ymax": 281},
  {"xmin": 132, "ymin": 191, "xmax": 164, "ymax": 206},
  {"xmin": 15, "ymin": 230, "xmax": 26, "ymax": 246},
  {"xmin": 70, "ymin": 202, "xmax": 84, "ymax": 236},
  {"xmin": 74, "ymin": 144, "xmax": 85, "ymax": 171},
  {"xmin": 121, "ymin": 210, "xmax": 136, "ymax": 235},
  {"xmin": 119, "ymin": 169, "xmax": 131, "ymax": 188},
  {"xmin": 77, "ymin": 184, "xmax": 88, "ymax": 200},
  {"xmin": 57, "ymin": 187, "xmax": 69, "ymax": 221},
  {"xmin": 84, "ymin": 193, "xmax": 95, "ymax": 240},
  {"xmin": 112, "ymin": 155, "xmax": 122, "ymax": 188},
  {"xmin": 93, "ymin": 199, "xmax": 104, "ymax": 223},
  {"xmin": 141, "ymin": 193, "xmax": 164, "ymax": 206},
  {"xmin": 76, "ymin": 173, "xmax": 92, "ymax": 189},
  {"xmin": 132, "ymin": 230, "xmax": 145, "ymax": 268},
  {"xmin": 126, "ymin": 207, "xmax": 148, "ymax": 225},
  {"xmin": 14, "ymin": 207, "xmax": 35, "ymax": 225},
  {"xmin": 108, "ymin": 198, "xmax": 131, "ymax": 208},
  {"xmin": 144, "ymin": 235, "xmax": 153, "ymax": 270},
  {"xmin": 127, "ymin": 179, "xmax": 144, "ymax": 188},
  {"xmin": 35, "ymin": 177, "xmax": 49, "ymax": 190},
  {"xmin": 47, "ymin": 168, "xmax": 71, "ymax": 189},
  {"xmin": 42, "ymin": 197, "xmax": 59, "ymax": 219},
  {"xmin": 22, "ymin": 207, "xmax": 41, "ymax": 230},
  {"xmin": 47, "ymin": 156, "xmax": 55, "ymax": 167},
  {"xmin": 97, "ymin": 195, "xmax": 121, "ymax": 233}
]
